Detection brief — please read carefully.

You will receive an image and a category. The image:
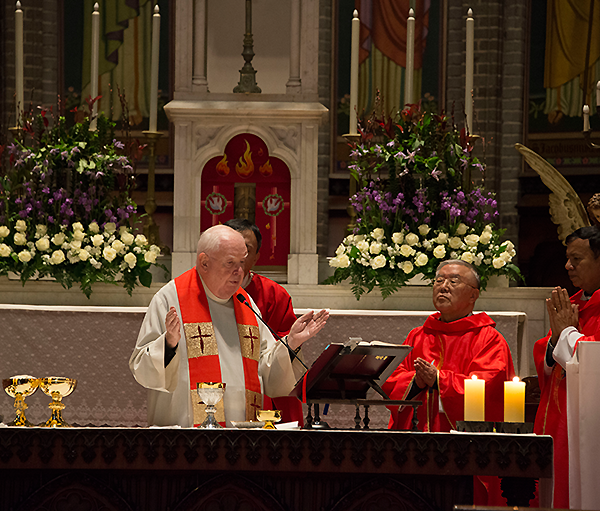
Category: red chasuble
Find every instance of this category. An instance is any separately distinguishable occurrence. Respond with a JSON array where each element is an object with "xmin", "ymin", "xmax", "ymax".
[
  {"xmin": 175, "ymin": 268, "xmax": 262, "ymax": 426},
  {"xmin": 383, "ymin": 312, "xmax": 515, "ymax": 432},
  {"xmin": 533, "ymin": 288, "xmax": 600, "ymax": 508},
  {"xmin": 245, "ymin": 272, "xmax": 304, "ymax": 425}
]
